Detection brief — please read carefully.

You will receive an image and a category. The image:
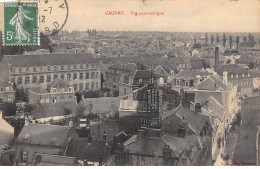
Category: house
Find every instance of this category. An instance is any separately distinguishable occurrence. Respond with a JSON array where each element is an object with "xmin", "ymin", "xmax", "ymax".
[
  {"xmin": 15, "ymin": 124, "xmax": 78, "ymax": 165},
  {"xmin": 27, "ymin": 78, "xmax": 76, "ymax": 104},
  {"xmin": 118, "ymin": 70, "xmax": 167, "ymax": 96},
  {"xmin": 0, "ymin": 110, "xmax": 14, "ymax": 146},
  {"xmin": 0, "ymin": 53, "xmax": 101, "ymax": 92},
  {"xmin": 34, "ymin": 153, "xmax": 78, "ymax": 166},
  {"xmin": 239, "ymin": 41, "xmax": 259, "ymax": 51},
  {"xmin": 249, "ymin": 69, "xmax": 260, "ymax": 91},
  {"xmin": 216, "ymin": 64, "xmax": 253, "ymax": 96},
  {"xmin": 0, "ymin": 81, "xmax": 15, "ymax": 103}
]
